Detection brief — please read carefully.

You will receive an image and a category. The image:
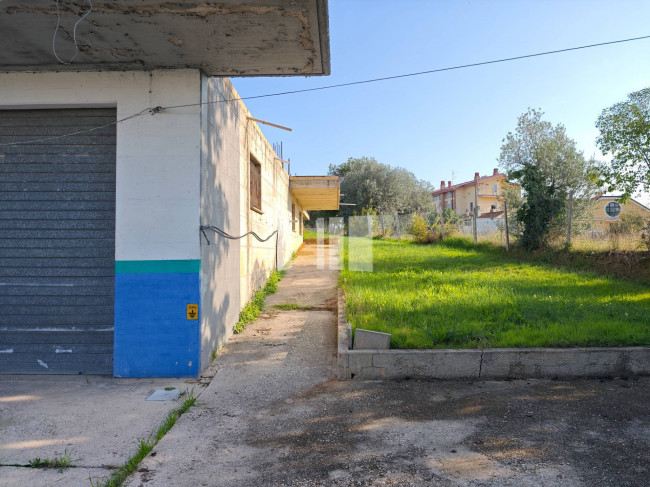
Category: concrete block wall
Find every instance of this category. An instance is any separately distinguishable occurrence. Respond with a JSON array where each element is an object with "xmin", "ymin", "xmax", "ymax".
[
  {"xmin": 199, "ymin": 76, "xmax": 242, "ymax": 372},
  {"xmin": 229, "ymin": 82, "xmax": 303, "ymax": 305},
  {"xmin": 199, "ymin": 77, "xmax": 303, "ymax": 370}
]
